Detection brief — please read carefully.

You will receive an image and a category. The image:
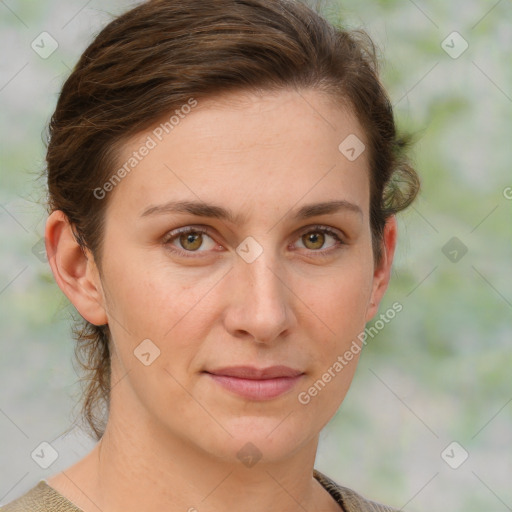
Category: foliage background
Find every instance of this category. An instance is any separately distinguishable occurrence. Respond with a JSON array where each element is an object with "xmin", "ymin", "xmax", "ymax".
[{"xmin": 0, "ymin": 1, "xmax": 510, "ymax": 510}]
